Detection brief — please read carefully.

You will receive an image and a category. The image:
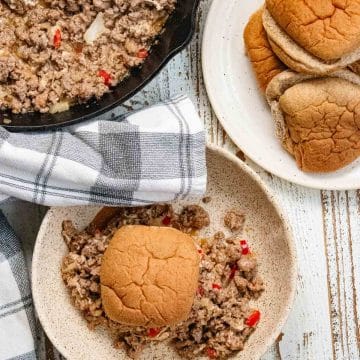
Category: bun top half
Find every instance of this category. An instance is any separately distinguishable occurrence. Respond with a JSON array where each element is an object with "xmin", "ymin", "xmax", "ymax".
[
  {"xmin": 266, "ymin": 0, "xmax": 360, "ymax": 61},
  {"xmin": 100, "ymin": 225, "xmax": 200, "ymax": 327}
]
